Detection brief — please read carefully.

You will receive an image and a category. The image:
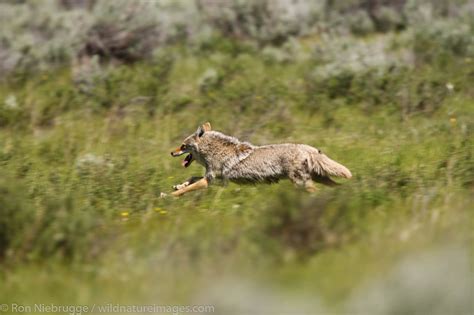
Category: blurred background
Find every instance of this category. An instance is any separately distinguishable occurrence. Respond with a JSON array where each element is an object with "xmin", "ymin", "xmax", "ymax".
[{"xmin": 0, "ymin": 0, "xmax": 472, "ymax": 314}]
